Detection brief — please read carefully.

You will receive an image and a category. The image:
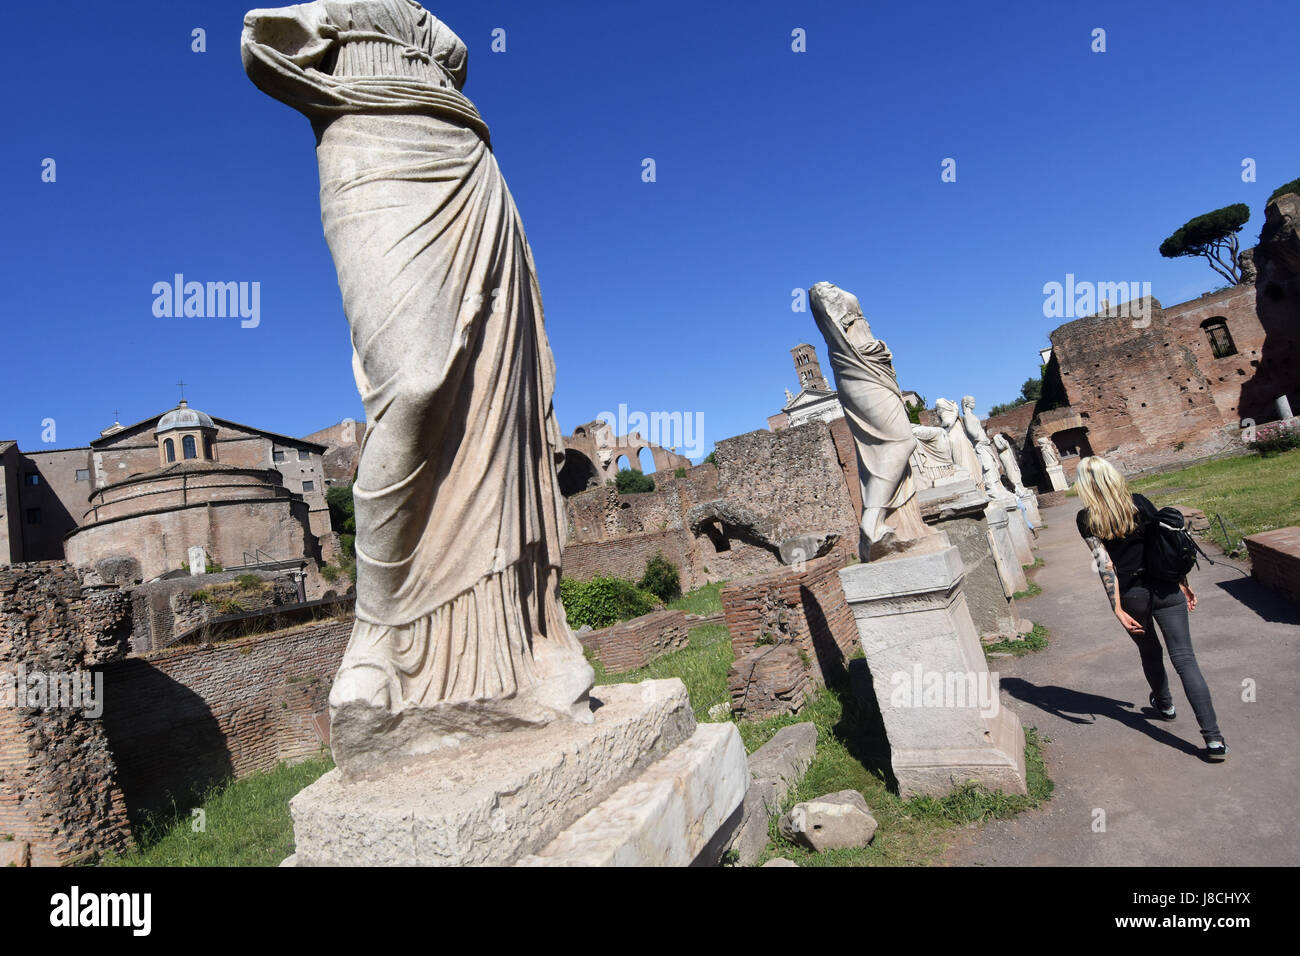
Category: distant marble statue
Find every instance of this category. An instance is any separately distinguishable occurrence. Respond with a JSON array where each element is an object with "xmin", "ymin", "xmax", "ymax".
[
  {"xmin": 1037, "ymin": 436, "xmax": 1061, "ymax": 468},
  {"xmin": 1037, "ymin": 437, "xmax": 1069, "ymax": 491},
  {"xmin": 935, "ymin": 398, "xmax": 985, "ymax": 492},
  {"xmin": 993, "ymin": 434, "xmax": 1028, "ymax": 495},
  {"xmin": 243, "ymin": 0, "xmax": 592, "ymax": 773},
  {"xmin": 959, "ymin": 395, "xmax": 1015, "ymax": 502},
  {"xmin": 960, "ymin": 396, "xmax": 993, "ymax": 449},
  {"xmin": 808, "ymin": 282, "xmax": 933, "ymax": 559},
  {"xmin": 909, "ymin": 423, "xmax": 971, "ymax": 489}
]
